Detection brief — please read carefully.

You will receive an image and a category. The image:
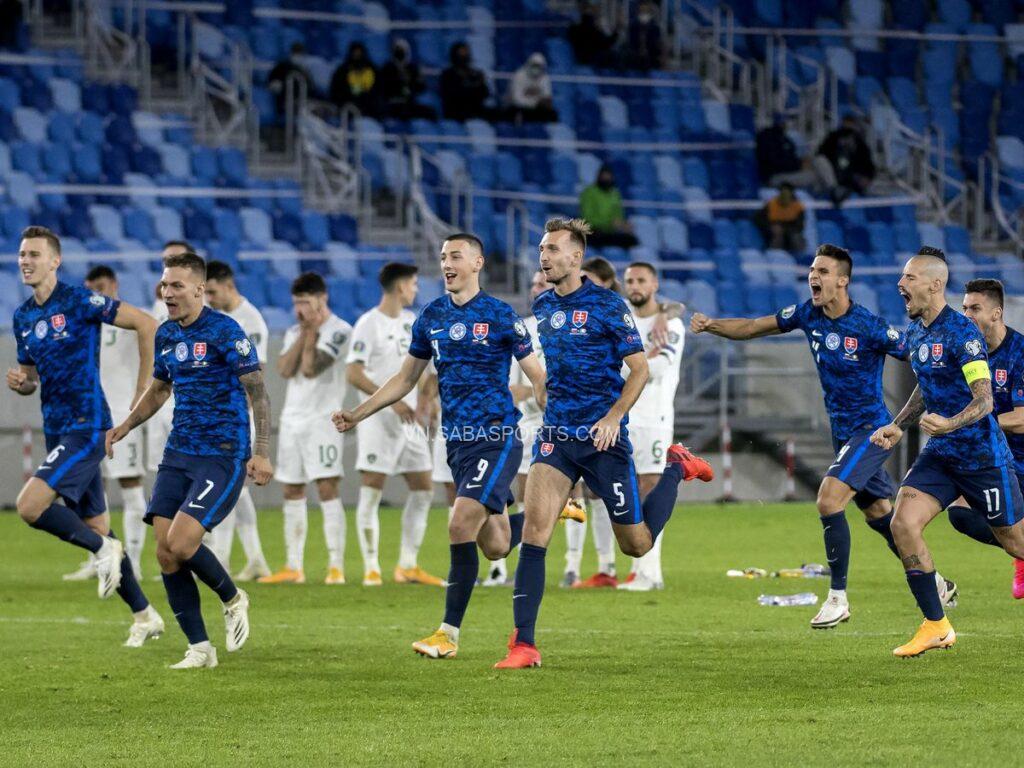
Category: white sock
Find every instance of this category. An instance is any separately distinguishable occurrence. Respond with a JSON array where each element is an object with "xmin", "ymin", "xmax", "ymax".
[
  {"xmin": 440, "ymin": 621, "xmax": 460, "ymax": 642},
  {"xmin": 233, "ymin": 487, "xmax": 266, "ymax": 565},
  {"xmin": 121, "ymin": 485, "xmax": 147, "ymax": 574},
  {"xmin": 489, "ymin": 556, "xmax": 507, "ymax": 574},
  {"xmin": 282, "ymin": 498, "xmax": 308, "ymax": 572},
  {"xmin": 321, "ymin": 498, "xmax": 346, "ymax": 570},
  {"xmin": 590, "ymin": 499, "xmax": 616, "ymax": 575},
  {"xmin": 564, "ymin": 518, "xmax": 587, "ymax": 573},
  {"xmin": 356, "ymin": 486, "xmax": 382, "ymax": 573},
  {"xmin": 399, "ymin": 490, "xmax": 433, "ymax": 569},
  {"xmin": 208, "ymin": 515, "xmax": 235, "ymax": 568},
  {"xmin": 516, "ymin": 500, "xmax": 525, "ymax": 513},
  {"xmin": 636, "ymin": 531, "xmax": 664, "ymax": 582}
]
